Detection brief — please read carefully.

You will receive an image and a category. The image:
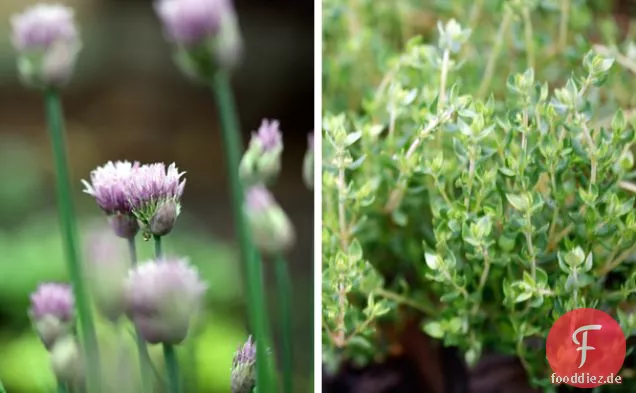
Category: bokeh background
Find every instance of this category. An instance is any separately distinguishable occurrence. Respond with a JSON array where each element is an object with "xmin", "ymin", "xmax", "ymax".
[{"xmin": 0, "ymin": 0, "xmax": 313, "ymax": 392}]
